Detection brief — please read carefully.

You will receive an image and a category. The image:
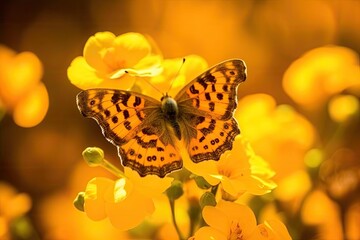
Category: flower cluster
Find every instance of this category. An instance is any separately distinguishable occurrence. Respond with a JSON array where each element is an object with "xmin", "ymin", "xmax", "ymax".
[{"xmin": 68, "ymin": 32, "xmax": 291, "ymax": 239}]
